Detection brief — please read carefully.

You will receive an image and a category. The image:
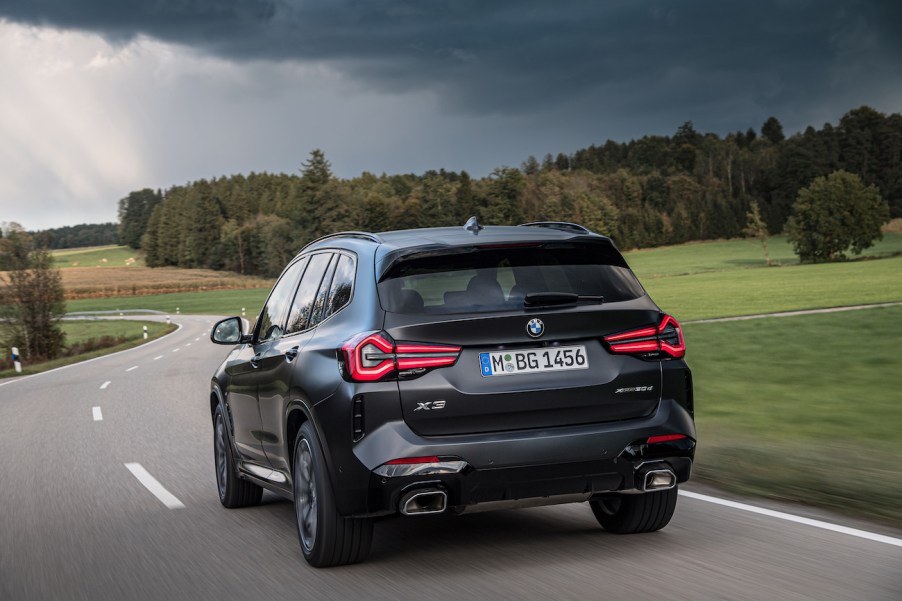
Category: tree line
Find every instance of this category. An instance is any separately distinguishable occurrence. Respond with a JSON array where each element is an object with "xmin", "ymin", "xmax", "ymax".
[
  {"xmin": 117, "ymin": 105, "xmax": 900, "ymax": 277},
  {"xmin": 29, "ymin": 222, "xmax": 119, "ymax": 249}
]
